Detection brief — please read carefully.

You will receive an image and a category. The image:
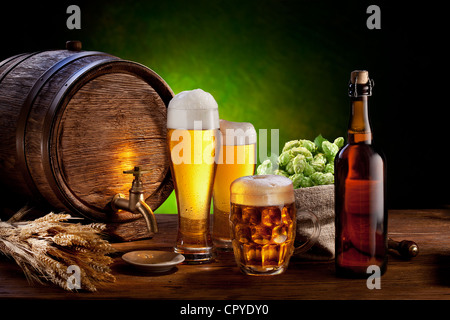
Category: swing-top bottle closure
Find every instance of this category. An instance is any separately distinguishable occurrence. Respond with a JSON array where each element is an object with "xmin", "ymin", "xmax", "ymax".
[{"xmin": 348, "ymin": 70, "xmax": 374, "ymax": 97}]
